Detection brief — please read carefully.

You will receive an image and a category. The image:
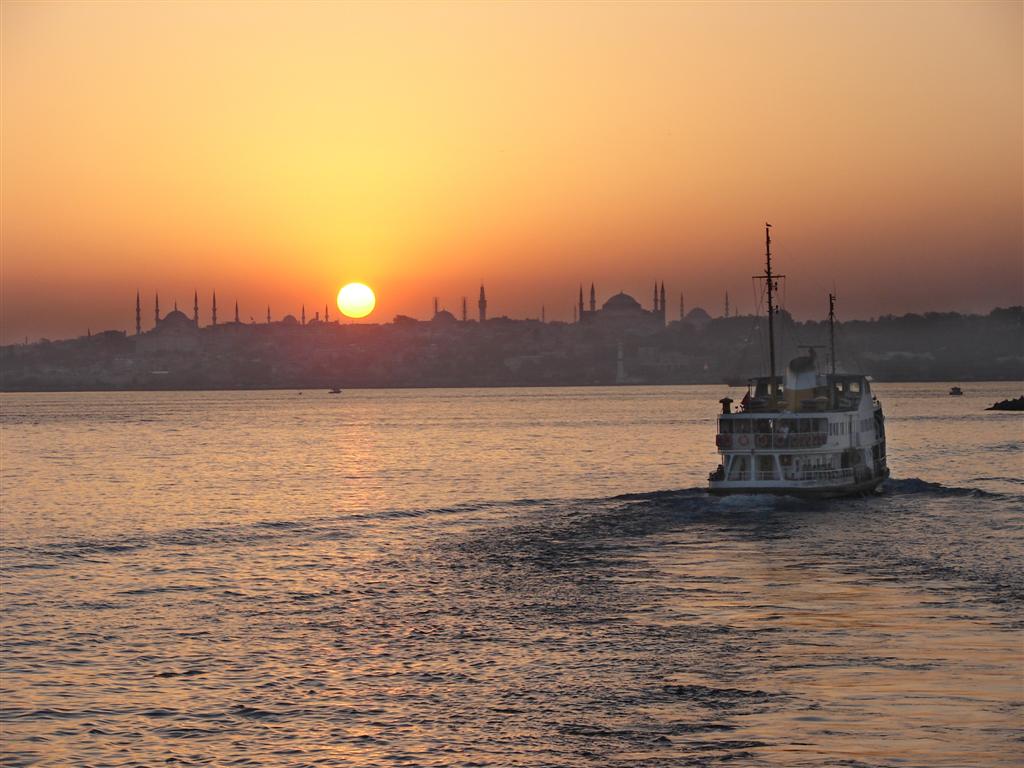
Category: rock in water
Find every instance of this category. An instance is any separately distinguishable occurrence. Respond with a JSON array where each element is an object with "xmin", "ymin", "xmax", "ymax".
[{"xmin": 986, "ymin": 396, "xmax": 1024, "ymax": 411}]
